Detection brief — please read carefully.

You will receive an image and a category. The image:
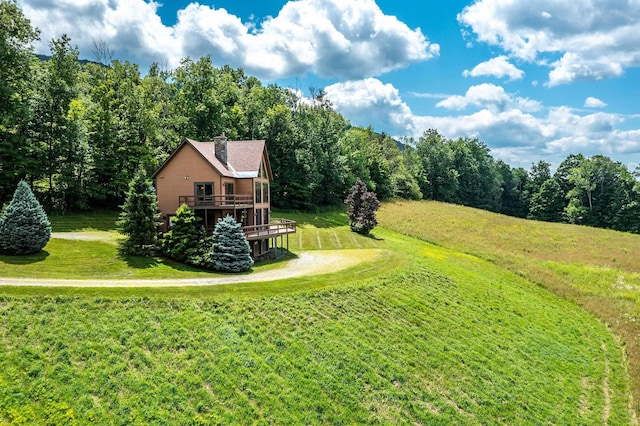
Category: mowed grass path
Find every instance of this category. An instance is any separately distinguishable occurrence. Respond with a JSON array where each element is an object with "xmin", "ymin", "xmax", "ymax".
[
  {"xmin": 380, "ymin": 200, "xmax": 640, "ymax": 419},
  {"xmin": 0, "ymin": 209, "xmax": 634, "ymax": 423}
]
